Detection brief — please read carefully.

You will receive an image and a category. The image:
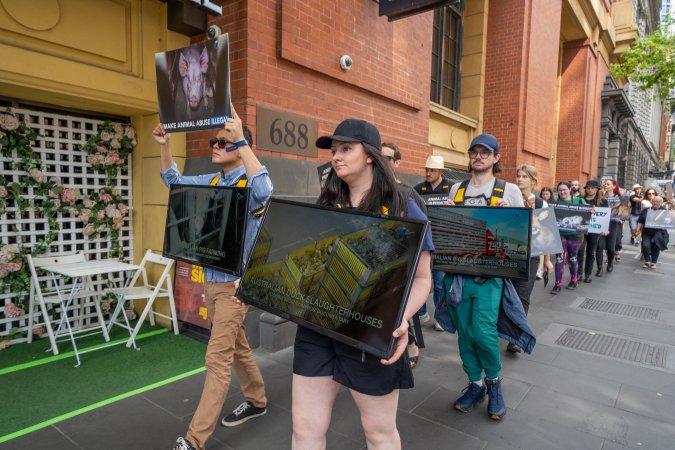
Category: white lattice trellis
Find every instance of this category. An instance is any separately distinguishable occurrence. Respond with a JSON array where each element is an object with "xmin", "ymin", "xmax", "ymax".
[{"xmin": 0, "ymin": 106, "xmax": 134, "ymax": 343}]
